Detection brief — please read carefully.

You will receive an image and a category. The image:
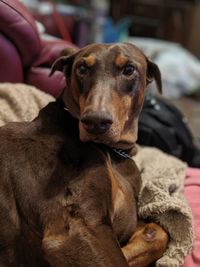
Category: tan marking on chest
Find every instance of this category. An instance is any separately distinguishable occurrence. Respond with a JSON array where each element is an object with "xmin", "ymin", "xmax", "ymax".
[
  {"xmin": 106, "ymin": 161, "xmax": 118, "ymax": 205},
  {"xmin": 105, "ymin": 156, "xmax": 125, "ymax": 221}
]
